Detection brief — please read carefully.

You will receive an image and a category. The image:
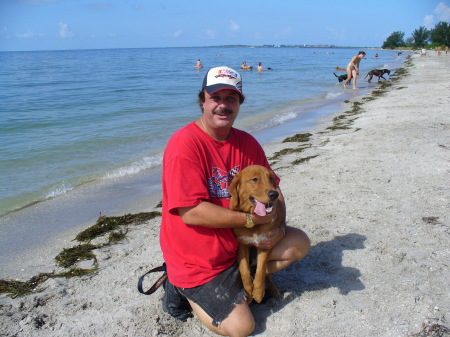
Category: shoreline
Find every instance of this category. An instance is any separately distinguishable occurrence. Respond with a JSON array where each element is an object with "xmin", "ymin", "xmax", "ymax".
[
  {"xmin": 0, "ymin": 47, "xmax": 407, "ymax": 220},
  {"xmin": 0, "ymin": 53, "xmax": 400, "ymax": 280},
  {"xmin": 1, "ymin": 52, "xmax": 449, "ymax": 336}
]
